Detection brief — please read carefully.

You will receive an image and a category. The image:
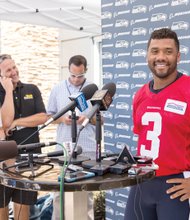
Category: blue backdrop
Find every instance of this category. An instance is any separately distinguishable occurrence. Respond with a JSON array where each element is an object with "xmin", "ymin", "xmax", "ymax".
[{"xmin": 101, "ymin": 0, "xmax": 190, "ymax": 219}]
